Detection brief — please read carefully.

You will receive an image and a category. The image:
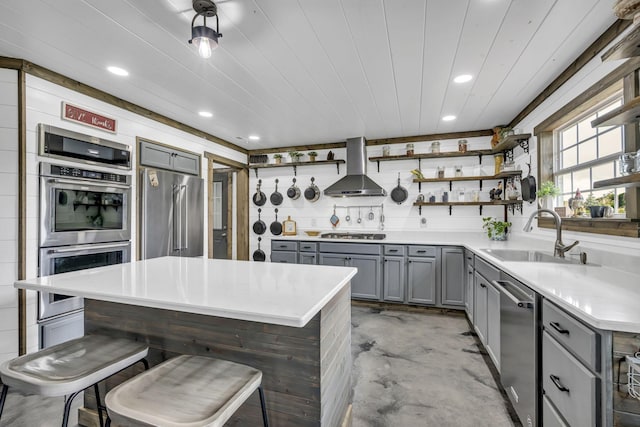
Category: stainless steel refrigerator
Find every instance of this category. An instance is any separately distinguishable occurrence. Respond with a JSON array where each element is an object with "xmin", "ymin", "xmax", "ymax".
[{"xmin": 140, "ymin": 168, "xmax": 204, "ymax": 259}]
